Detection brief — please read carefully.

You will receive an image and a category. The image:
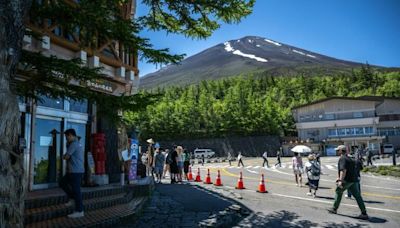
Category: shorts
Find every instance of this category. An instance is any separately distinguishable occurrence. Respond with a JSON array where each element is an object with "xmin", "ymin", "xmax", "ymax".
[
  {"xmin": 183, "ymin": 161, "xmax": 190, "ymax": 173},
  {"xmin": 293, "ymin": 167, "xmax": 303, "ymax": 175},
  {"xmin": 154, "ymin": 166, "xmax": 163, "ymax": 175},
  {"xmin": 308, "ymin": 179, "xmax": 319, "ymax": 190},
  {"xmin": 178, "ymin": 161, "xmax": 184, "ymax": 169}
]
